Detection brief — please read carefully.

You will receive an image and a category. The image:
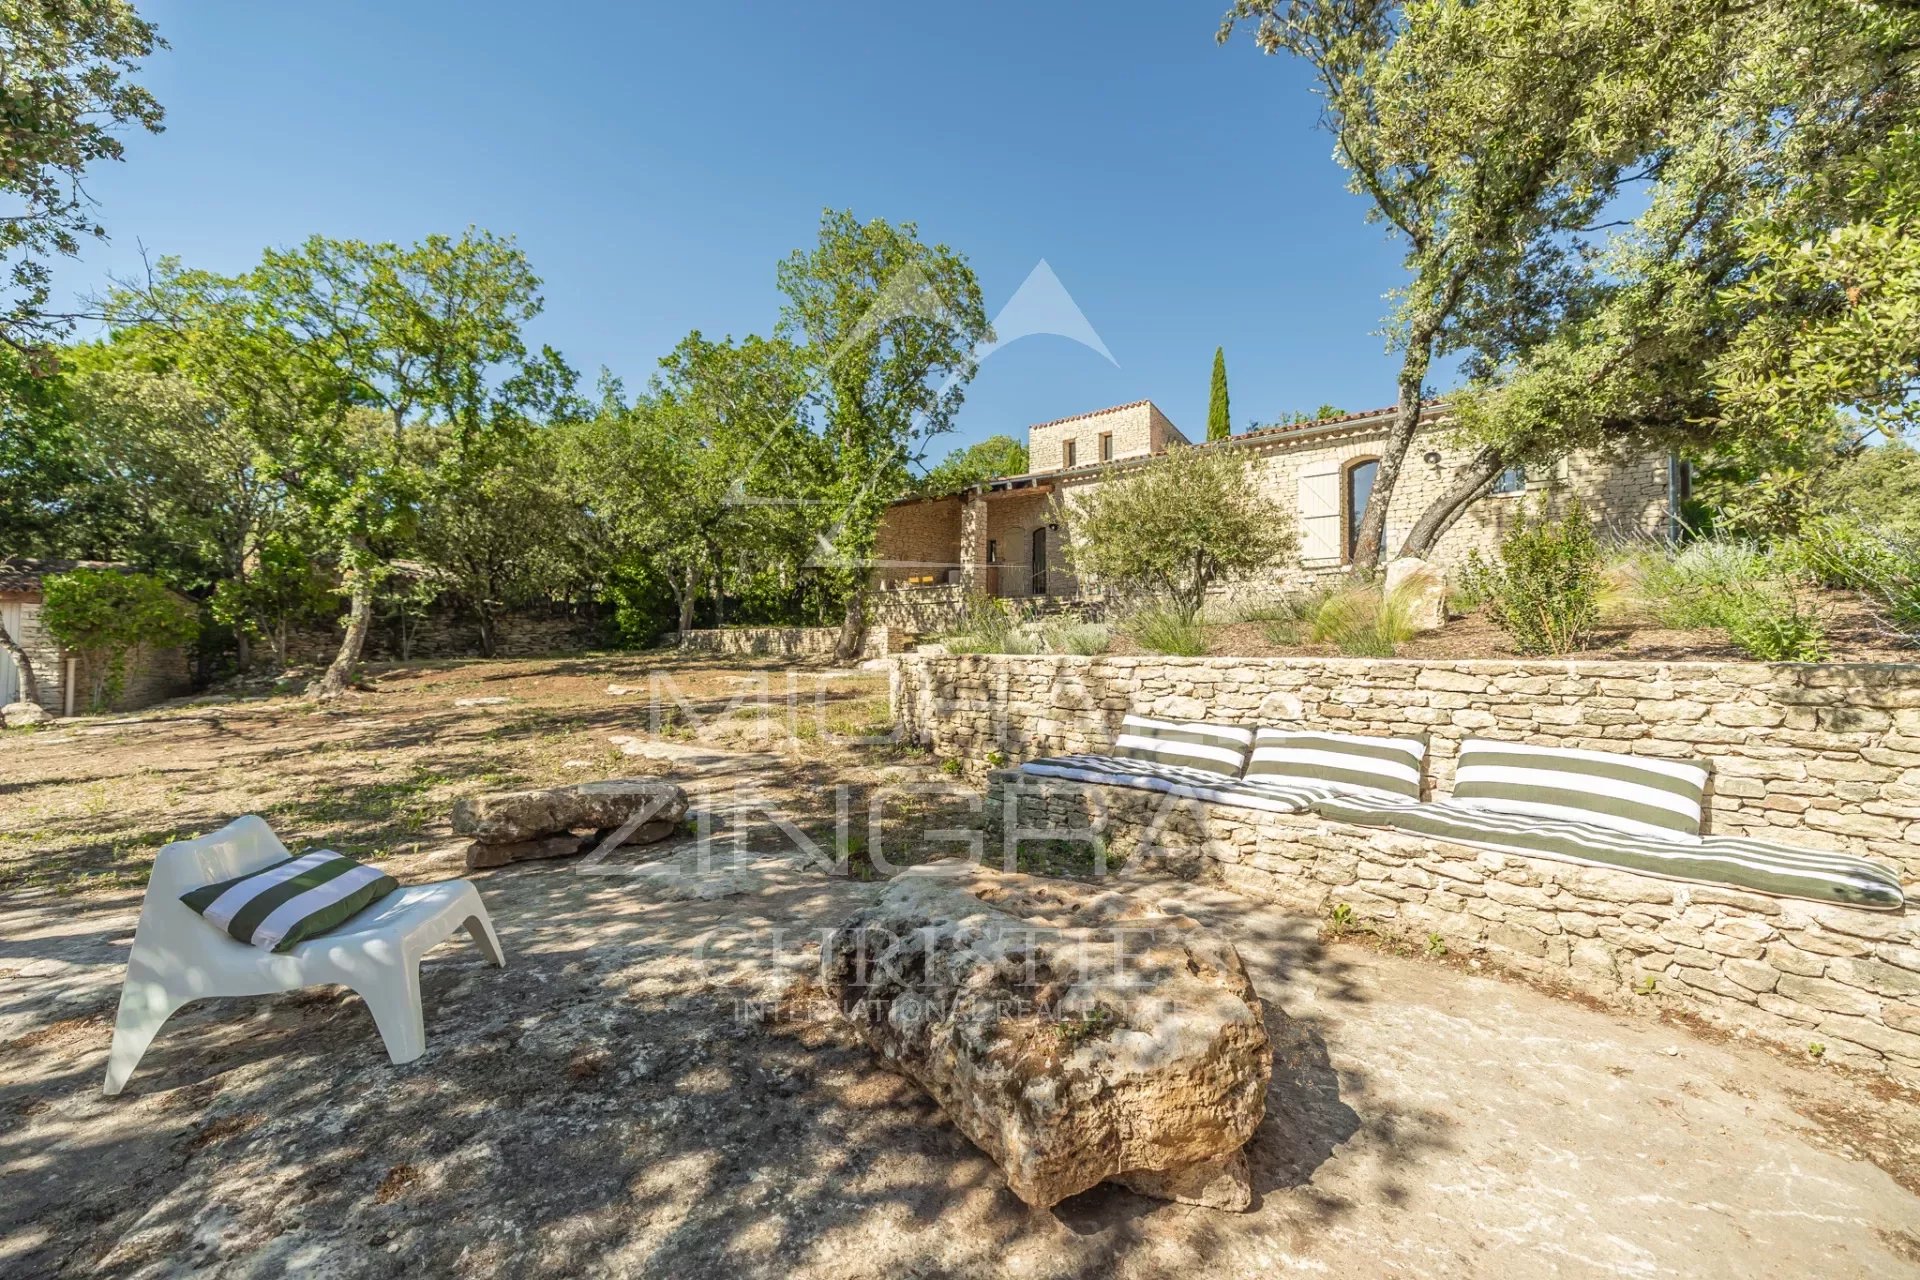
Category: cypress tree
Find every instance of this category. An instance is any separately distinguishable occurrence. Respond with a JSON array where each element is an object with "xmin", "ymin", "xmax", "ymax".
[{"xmin": 1207, "ymin": 347, "xmax": 1230, "ymax": 441}]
